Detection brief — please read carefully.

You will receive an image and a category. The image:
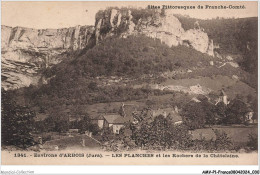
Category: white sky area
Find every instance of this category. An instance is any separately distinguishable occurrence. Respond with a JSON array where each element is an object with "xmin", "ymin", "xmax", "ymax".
[{"xmin": 2, "ymin": 1, "xmax": 258, "ymax": 29}]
